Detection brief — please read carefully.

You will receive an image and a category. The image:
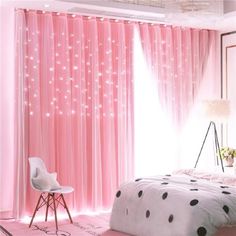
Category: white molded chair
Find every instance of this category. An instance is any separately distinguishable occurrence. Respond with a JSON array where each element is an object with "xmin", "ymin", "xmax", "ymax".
[{"xmin": 29, "ymin": 157, "xmax": 74, "ymax": 230}]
